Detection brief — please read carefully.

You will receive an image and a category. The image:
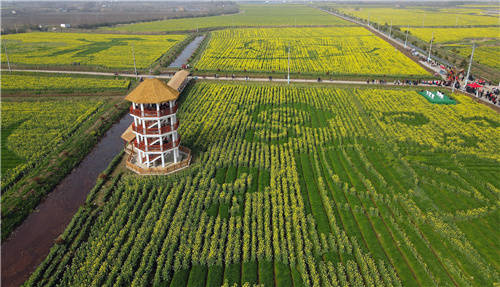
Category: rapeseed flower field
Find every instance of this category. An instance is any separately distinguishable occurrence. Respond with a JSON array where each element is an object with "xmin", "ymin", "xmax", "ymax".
[
  {"xmin": 25, "ymin": 81, "xmax": 500, "ymax": 287},
  {"xmin": 407, "ymin": 27, "xmax": 500, "ymax": 70},
  {"xmin": 195, "ymin": 27, "xmax": 430, "ymax": 78},
  {"xmin": 408, "ymin": 27, "xmax": 500, "ymax": 43},
  {"xmin": 1, "ymin": 73, "xmax": 130, "ymax": 92},
  {"xmin": 1, "ymin": 32, "xmax": 185, "ymax": 69}
]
